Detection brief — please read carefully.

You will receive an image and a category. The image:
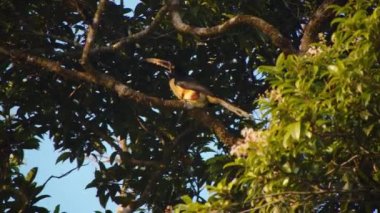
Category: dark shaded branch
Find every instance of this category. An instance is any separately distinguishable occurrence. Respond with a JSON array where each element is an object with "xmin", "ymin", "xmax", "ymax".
[
  {"xmin": 118, "ymin": 136, "xmax": 128, "ymax": 152},
  {"xmin": 189, "ymin": 109, "xmax": 241, "ymax": 146},
  {"xmin": 92, "ymin": 5, "xmax": 168, "ymax": 54},
  {"xmin": 128, "ymin": 158, "xmax": 165, "ymax": 168},
  {"xmin": 0, "ymin": 47, "xmax": 242, "ymax": 147},
  {"xmin": 168, "ymin": 0, "xmax": 296, "ymax": 55},
  {"xmin": 0, "ymin": 47, "xmax": 242, "ymax": 146},
  {"xmin": 0, "ymin": 47, "xmax": 183, "ymax": 108},
  {"xmin": 299, "ymin": 0, "xmax": 348, "ymax": 53},
  {"xmin": 81, "ymin": 0, "xmax": 108, "ymax": 67}
]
